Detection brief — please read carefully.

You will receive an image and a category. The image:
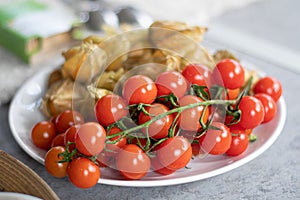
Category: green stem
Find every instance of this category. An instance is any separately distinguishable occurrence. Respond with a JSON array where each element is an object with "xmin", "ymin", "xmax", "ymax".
[{"xmin": 106, "ymin": 99, "xmax": 236, "ymax": 140}]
